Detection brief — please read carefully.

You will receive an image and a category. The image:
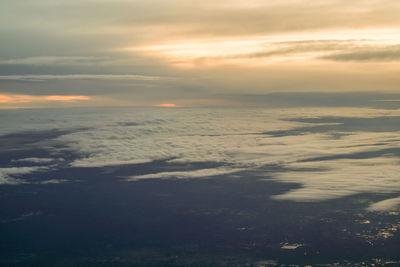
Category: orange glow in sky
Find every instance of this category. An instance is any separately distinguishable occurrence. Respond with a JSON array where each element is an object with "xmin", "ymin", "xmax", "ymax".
[
  {"xmin": 0, "ymin": 94, "xmax": 91, "ymax": 104},
  {"xmin": 44, "ymin": 95, "xmax": 91, "ymax": 101},
  {"xmin": 0, "ymin": 95, "xmax": 13, "ymax": 103},
  {"xmin": 157, "ymin": 103, "xmax": 177, "ymax": 107}
]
